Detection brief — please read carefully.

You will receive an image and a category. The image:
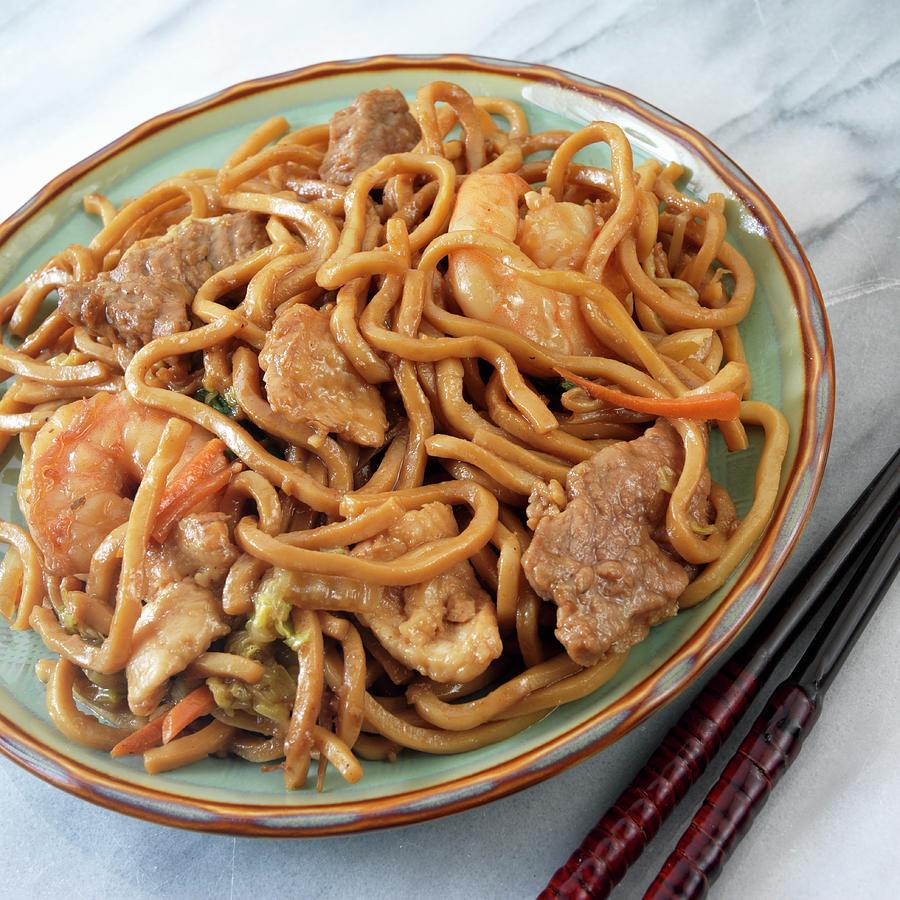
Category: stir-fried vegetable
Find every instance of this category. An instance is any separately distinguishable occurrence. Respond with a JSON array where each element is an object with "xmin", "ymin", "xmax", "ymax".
[
  {"xmin": 555, "ymin": 367, "xmax": 741, "ymax": 420},
  {"xmin": 246, "ymin": 568, "xmax": 309, "ymax": 650},
  {"xmin": 152, "ymin": 439, "xmax": 232, "ymax": 542},
  {"xmin": 205, "ymin": 570, "xmax": 309, "ymax": 730},
  {"xmin": 208, "ymin": 661, "xmax": 296, "ymax": 727},
  {"xmin": 110, "ymin": 716, "xmax": 167, "ymax": 757},
  {"xmin": 195, "ymin": 387, "xmax": 239, "ymax": 419},
  {"xmin": 161, "ymin": 685, "xmax": 217, "ymax": 744}
]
